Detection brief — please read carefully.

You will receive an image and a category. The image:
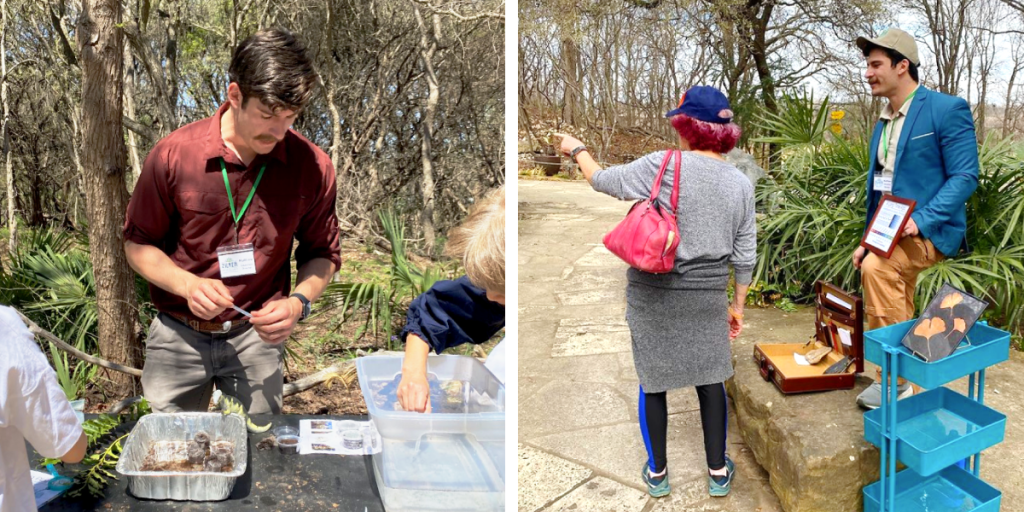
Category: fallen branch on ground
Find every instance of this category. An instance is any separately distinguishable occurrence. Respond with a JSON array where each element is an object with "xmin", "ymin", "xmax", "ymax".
[
  {"xmin": 105, "ymin": 396, "xmax": 142, "ymax": 414},
  {"xmin": 15, "ymin": 308, "xmax": 143, "ymax": 378},
  {"xmin": 283, "ymin": 361, "xmax": 357, "ymax": 396}
]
